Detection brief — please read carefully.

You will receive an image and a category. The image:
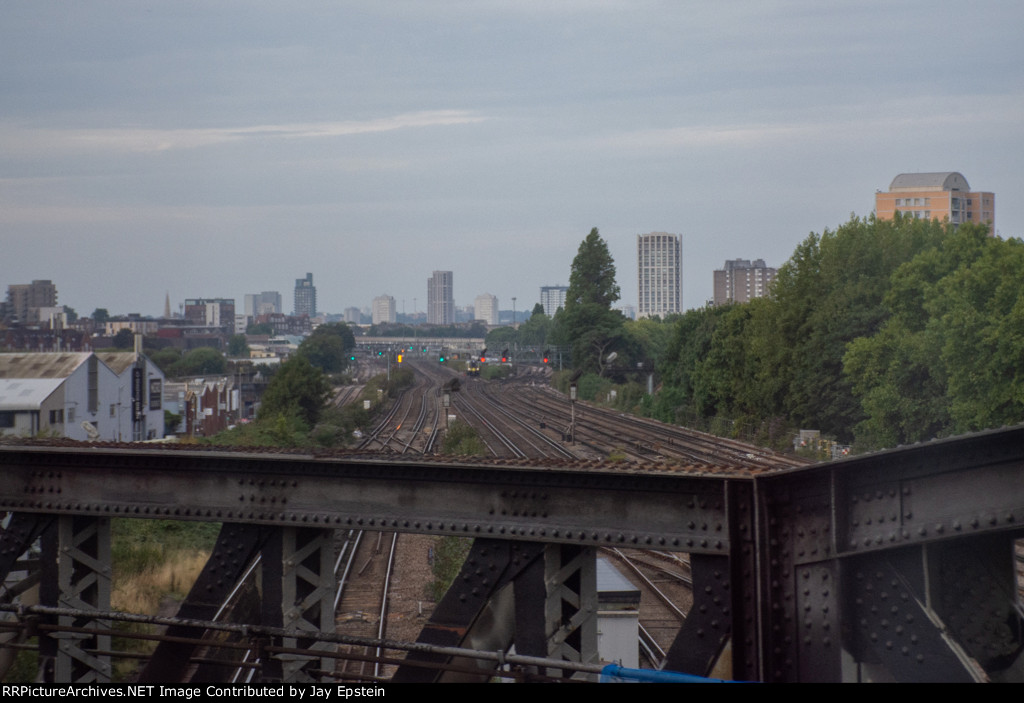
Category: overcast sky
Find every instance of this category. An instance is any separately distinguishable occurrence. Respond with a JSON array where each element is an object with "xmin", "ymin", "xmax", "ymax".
[{"xmin": 2, "ymin": 1, "xmax": 1022, "ymax": 319}]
